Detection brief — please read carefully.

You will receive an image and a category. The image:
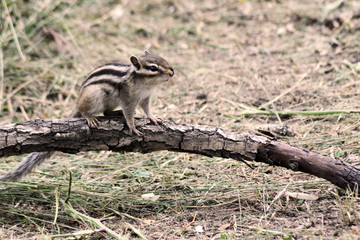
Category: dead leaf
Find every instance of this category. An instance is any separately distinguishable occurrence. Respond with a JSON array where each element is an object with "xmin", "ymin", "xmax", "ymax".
[
  {"xmin": 141, "ymin": 193, "xmax": 160, "ymax": 201},
  {"xmin": 285, "ymin": 191, "xmax": 318, "ymax": 201},
  {"xmin": 195, "ymin": 225, "xmax": 204, "ymax": 233}
]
